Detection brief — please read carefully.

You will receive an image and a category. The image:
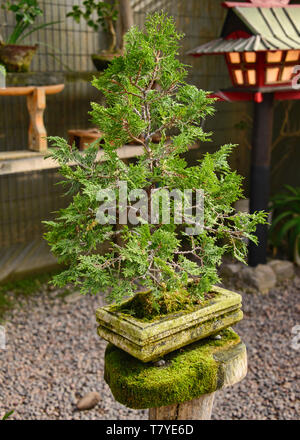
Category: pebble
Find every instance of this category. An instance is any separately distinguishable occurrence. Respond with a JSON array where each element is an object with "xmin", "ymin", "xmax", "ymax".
[
  {"xmin": 153, "ymin": 359, "xmax": 166, "ymax": 367},
  {"xmin": 76, "ymin": 392, "xmax": 101, "ymax": 411},
  {"xmin": 211, "ymin": 334, "xmax": 222, "ymax": 340}
]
